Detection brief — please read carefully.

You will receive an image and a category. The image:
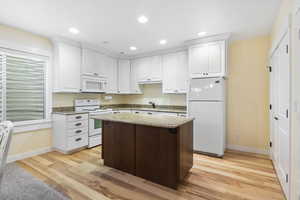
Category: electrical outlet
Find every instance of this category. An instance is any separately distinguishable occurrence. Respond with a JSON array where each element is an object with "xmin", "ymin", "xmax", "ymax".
[{"xmin": 104, "ymin": 96, "xmax": 112, "ymax": 100}]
